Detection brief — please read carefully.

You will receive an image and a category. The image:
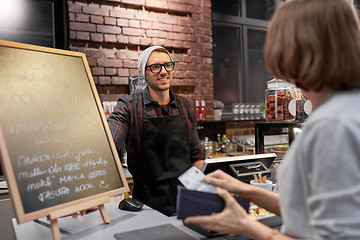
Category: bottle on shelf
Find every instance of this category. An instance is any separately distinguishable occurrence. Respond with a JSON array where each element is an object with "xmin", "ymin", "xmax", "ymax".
[
  {"xmin": 195, "ymin": 99, "xmax": 200, "ymax": 121},
  {"xmin": 102, "ymin": 101, "xmax": 111, "ymax": 119},
  {"xmin": 204, "ymin": 137, "xmax": 213, "ymax": 159},
  {"xmin": 221, "ymin": 134, "xmax": 230, "ymax": 153},
  {"xmin": 199, "ymin": 100, "xmax": 206, "ymax": 121},
  {"xmin": 216, "ymin": 133, "xmax": 230, "ymax": 153},
  {"xmin": 215, "ymin": 134, "xmax": 222, "ymax": 152}
]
